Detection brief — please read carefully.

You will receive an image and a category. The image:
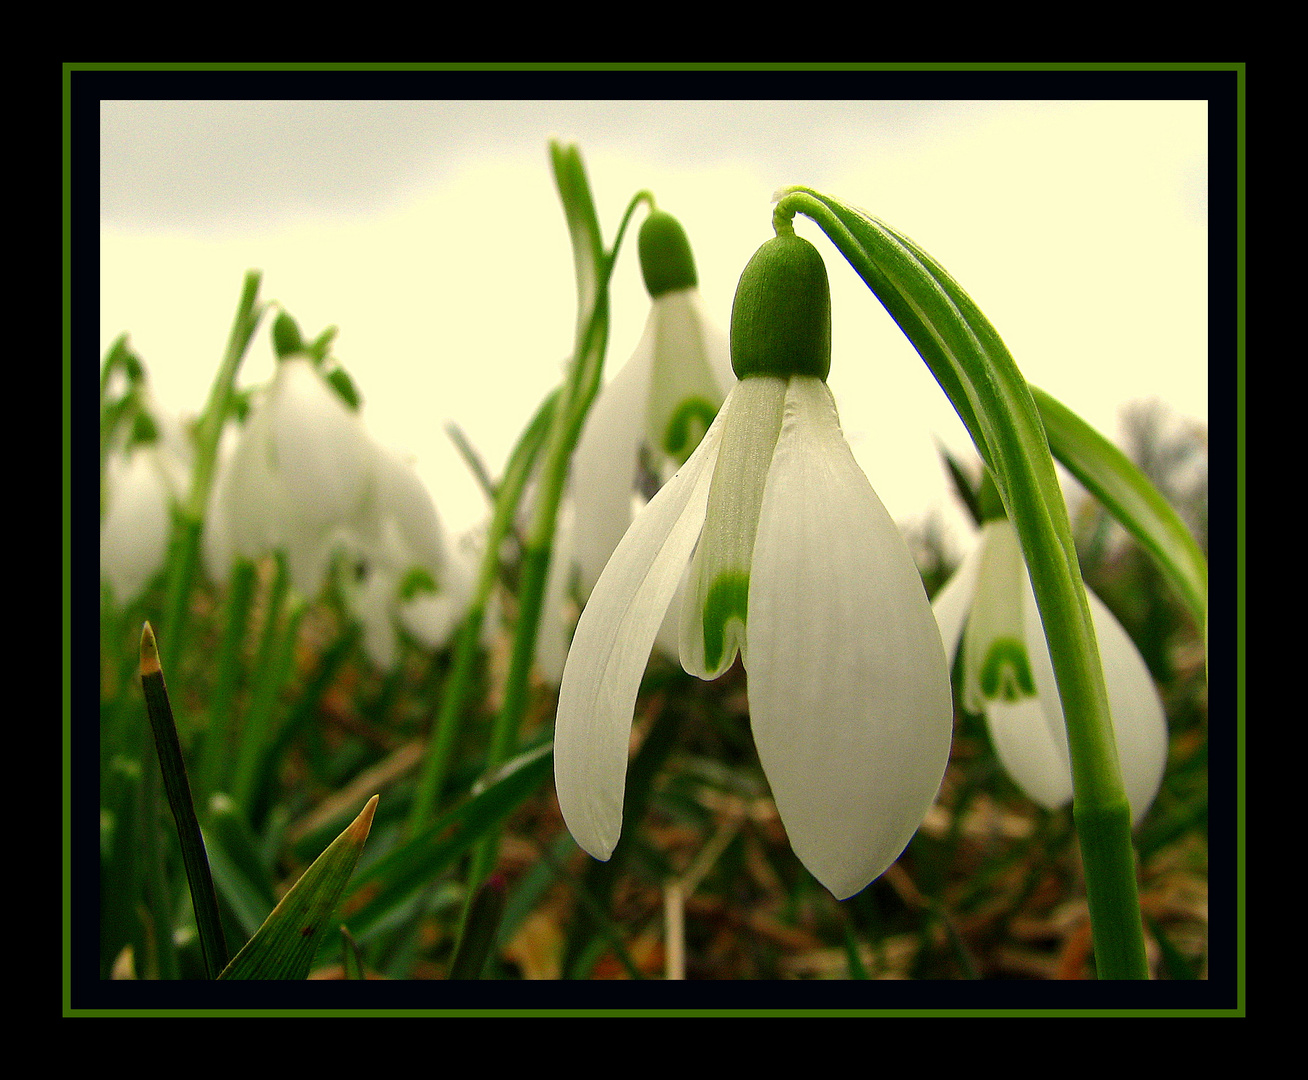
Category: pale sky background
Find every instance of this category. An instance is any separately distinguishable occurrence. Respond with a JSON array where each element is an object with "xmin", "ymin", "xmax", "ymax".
[{"xmin": 99, "ymin": 98, "xmax": 1208, "ymax": 558}]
